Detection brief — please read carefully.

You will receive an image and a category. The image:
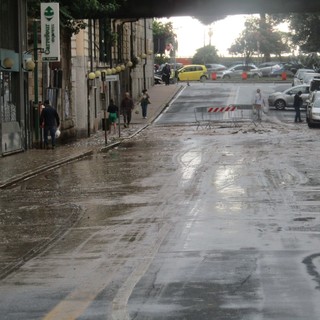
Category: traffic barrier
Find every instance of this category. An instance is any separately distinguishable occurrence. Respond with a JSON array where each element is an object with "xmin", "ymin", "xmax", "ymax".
[
  {"xmin": 242, "ymin": 72, "xmax": 248, "ymax": 80},
  {"xmin": 281, "ymin": 72, "xmax": 287, "ymax": 80},
  {"xmin": 194, "ymin": 104, "xmax": 256, "ymax": 129},
  {"xmin": 211, "ymin": 72, "xmax": 217, "ymax": 80},
  {"xmin": 208, "ymin": 106, "xmax": 237, "ymax": 112}
]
